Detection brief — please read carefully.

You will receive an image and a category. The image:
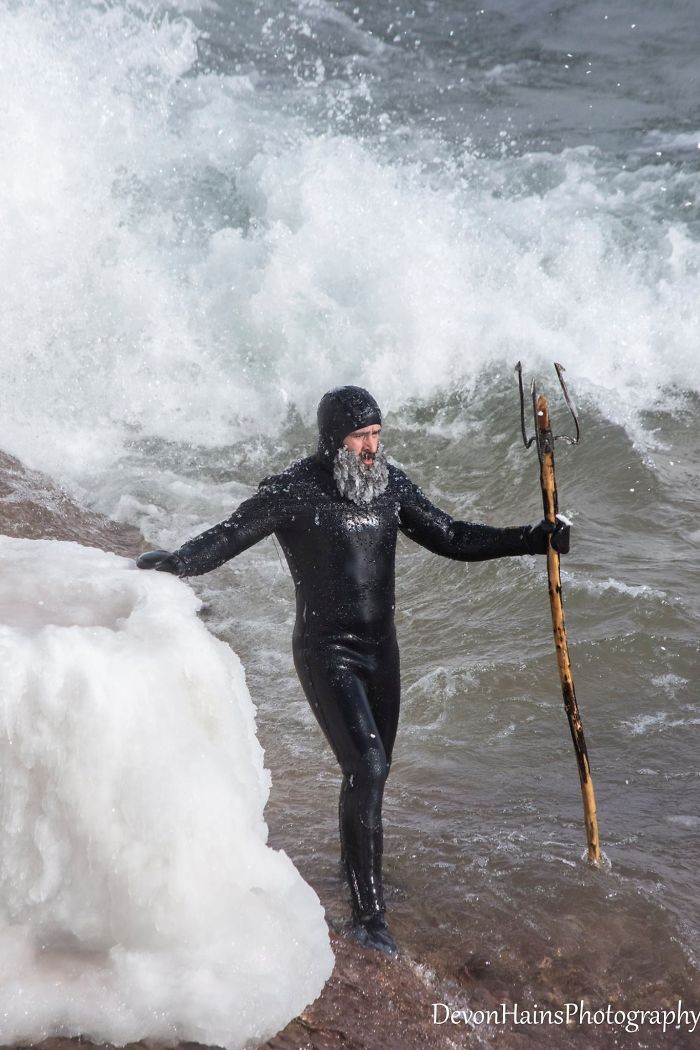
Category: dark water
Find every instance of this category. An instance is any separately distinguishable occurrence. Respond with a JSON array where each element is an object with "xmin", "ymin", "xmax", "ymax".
[
  {"xmin": 195, "ymin": 393, "xmax": 700, "ymax": 1045},
  {"xmin": 1, "ymin": 0, "xmax": 699, "ymax": 1044}
]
